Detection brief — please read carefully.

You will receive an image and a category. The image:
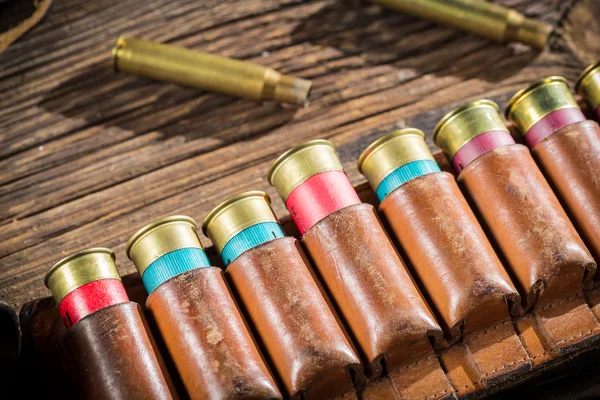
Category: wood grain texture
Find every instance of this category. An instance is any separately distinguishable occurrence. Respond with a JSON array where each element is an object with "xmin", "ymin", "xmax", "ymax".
[{"xmin": 0, "ymin": 0, "xmax": 598, "ymax": 311}]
